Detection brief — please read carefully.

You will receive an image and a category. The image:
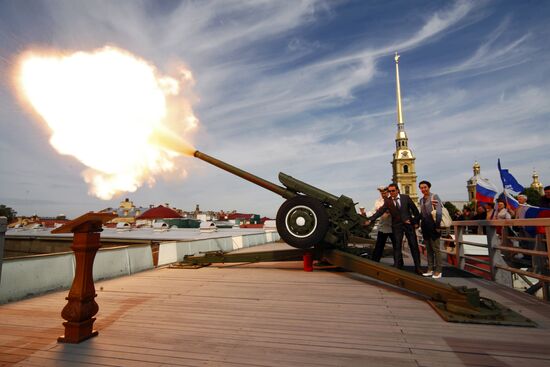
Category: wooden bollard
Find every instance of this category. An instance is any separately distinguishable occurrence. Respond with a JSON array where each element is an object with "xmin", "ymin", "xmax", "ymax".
[{"xmin": 52, "ymin": 212, "xmax": 115, "ymax": 343}]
